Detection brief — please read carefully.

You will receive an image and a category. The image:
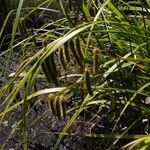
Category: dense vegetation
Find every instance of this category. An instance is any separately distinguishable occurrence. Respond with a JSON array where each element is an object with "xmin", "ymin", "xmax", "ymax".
[{"xmin": 0, "ymin": 0, "xmax": 150, "ymax": 149}]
